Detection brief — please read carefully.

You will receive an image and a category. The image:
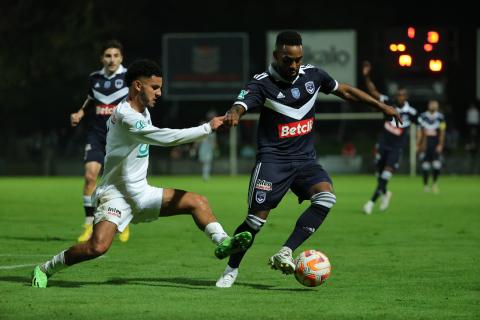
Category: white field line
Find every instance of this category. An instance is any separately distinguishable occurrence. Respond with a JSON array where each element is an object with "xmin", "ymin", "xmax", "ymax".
[{"xmin": 0, "ymin": 255, "xmax": 106, "ymax": 270}]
